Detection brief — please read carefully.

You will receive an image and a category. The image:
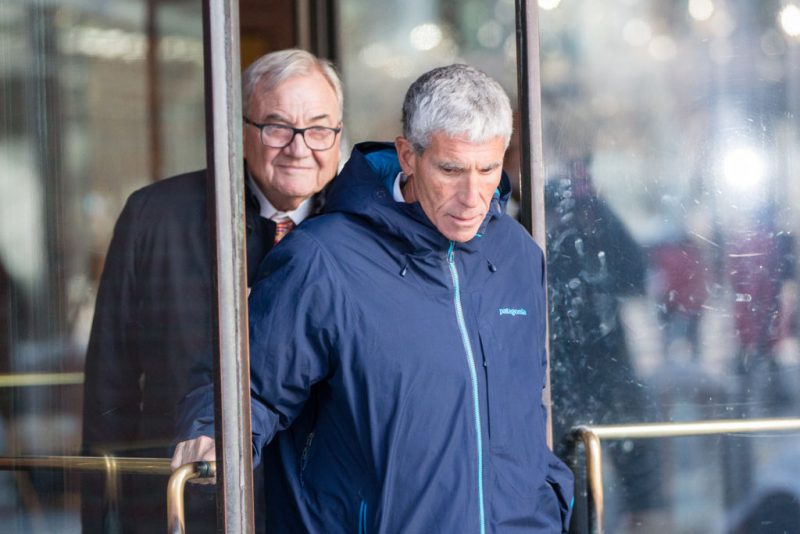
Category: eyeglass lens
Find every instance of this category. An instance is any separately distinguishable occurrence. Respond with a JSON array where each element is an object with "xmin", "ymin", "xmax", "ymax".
[{"xmin": 261, "ymin": 125, "xmax": 337, "ymax": 150}]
